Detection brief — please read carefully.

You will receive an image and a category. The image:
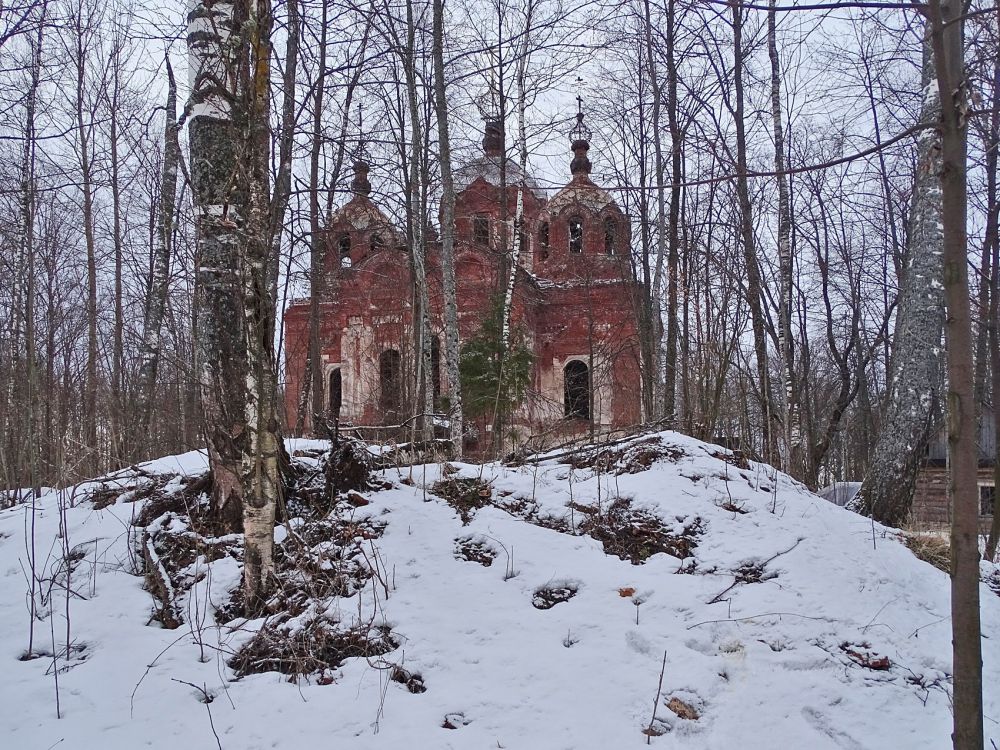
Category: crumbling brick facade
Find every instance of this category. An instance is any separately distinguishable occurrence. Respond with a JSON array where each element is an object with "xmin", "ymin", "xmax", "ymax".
[{"xmin": 283, "ymin": 116, "xmax": 643, "ymax": 445}]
